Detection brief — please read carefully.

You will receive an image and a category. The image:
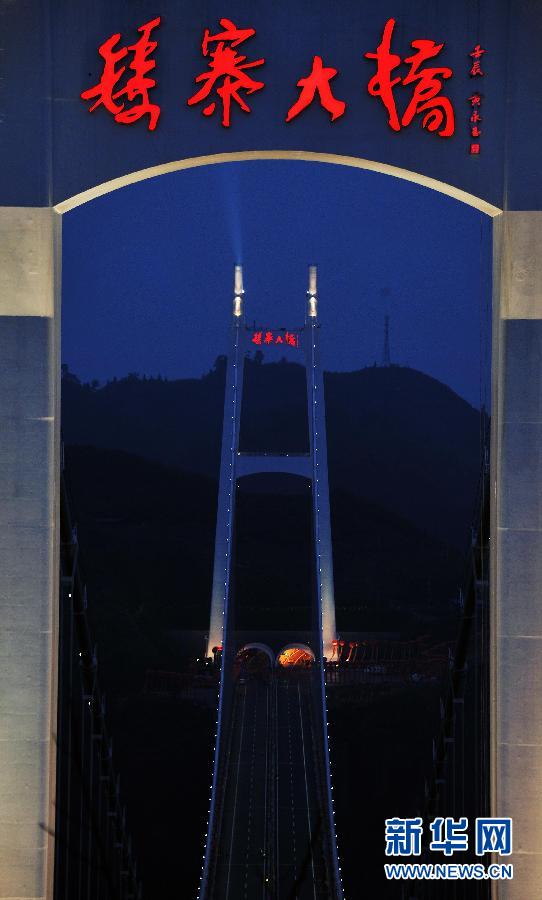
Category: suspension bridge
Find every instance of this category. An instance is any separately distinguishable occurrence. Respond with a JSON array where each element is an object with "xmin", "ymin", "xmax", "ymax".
[{"xmin": 198, "ymin": 266, "xmax": 343, "ymax": 899}]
